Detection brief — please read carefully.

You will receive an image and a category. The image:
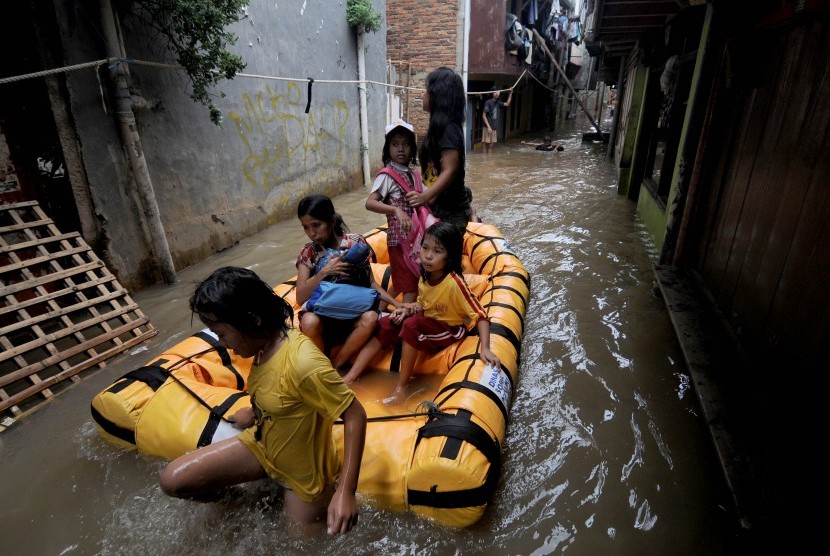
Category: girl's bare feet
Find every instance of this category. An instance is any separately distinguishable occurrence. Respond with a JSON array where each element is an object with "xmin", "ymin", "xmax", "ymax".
[{"xmin": 382, "ymin": 386, "xmax": 408, "ymax": 406}]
